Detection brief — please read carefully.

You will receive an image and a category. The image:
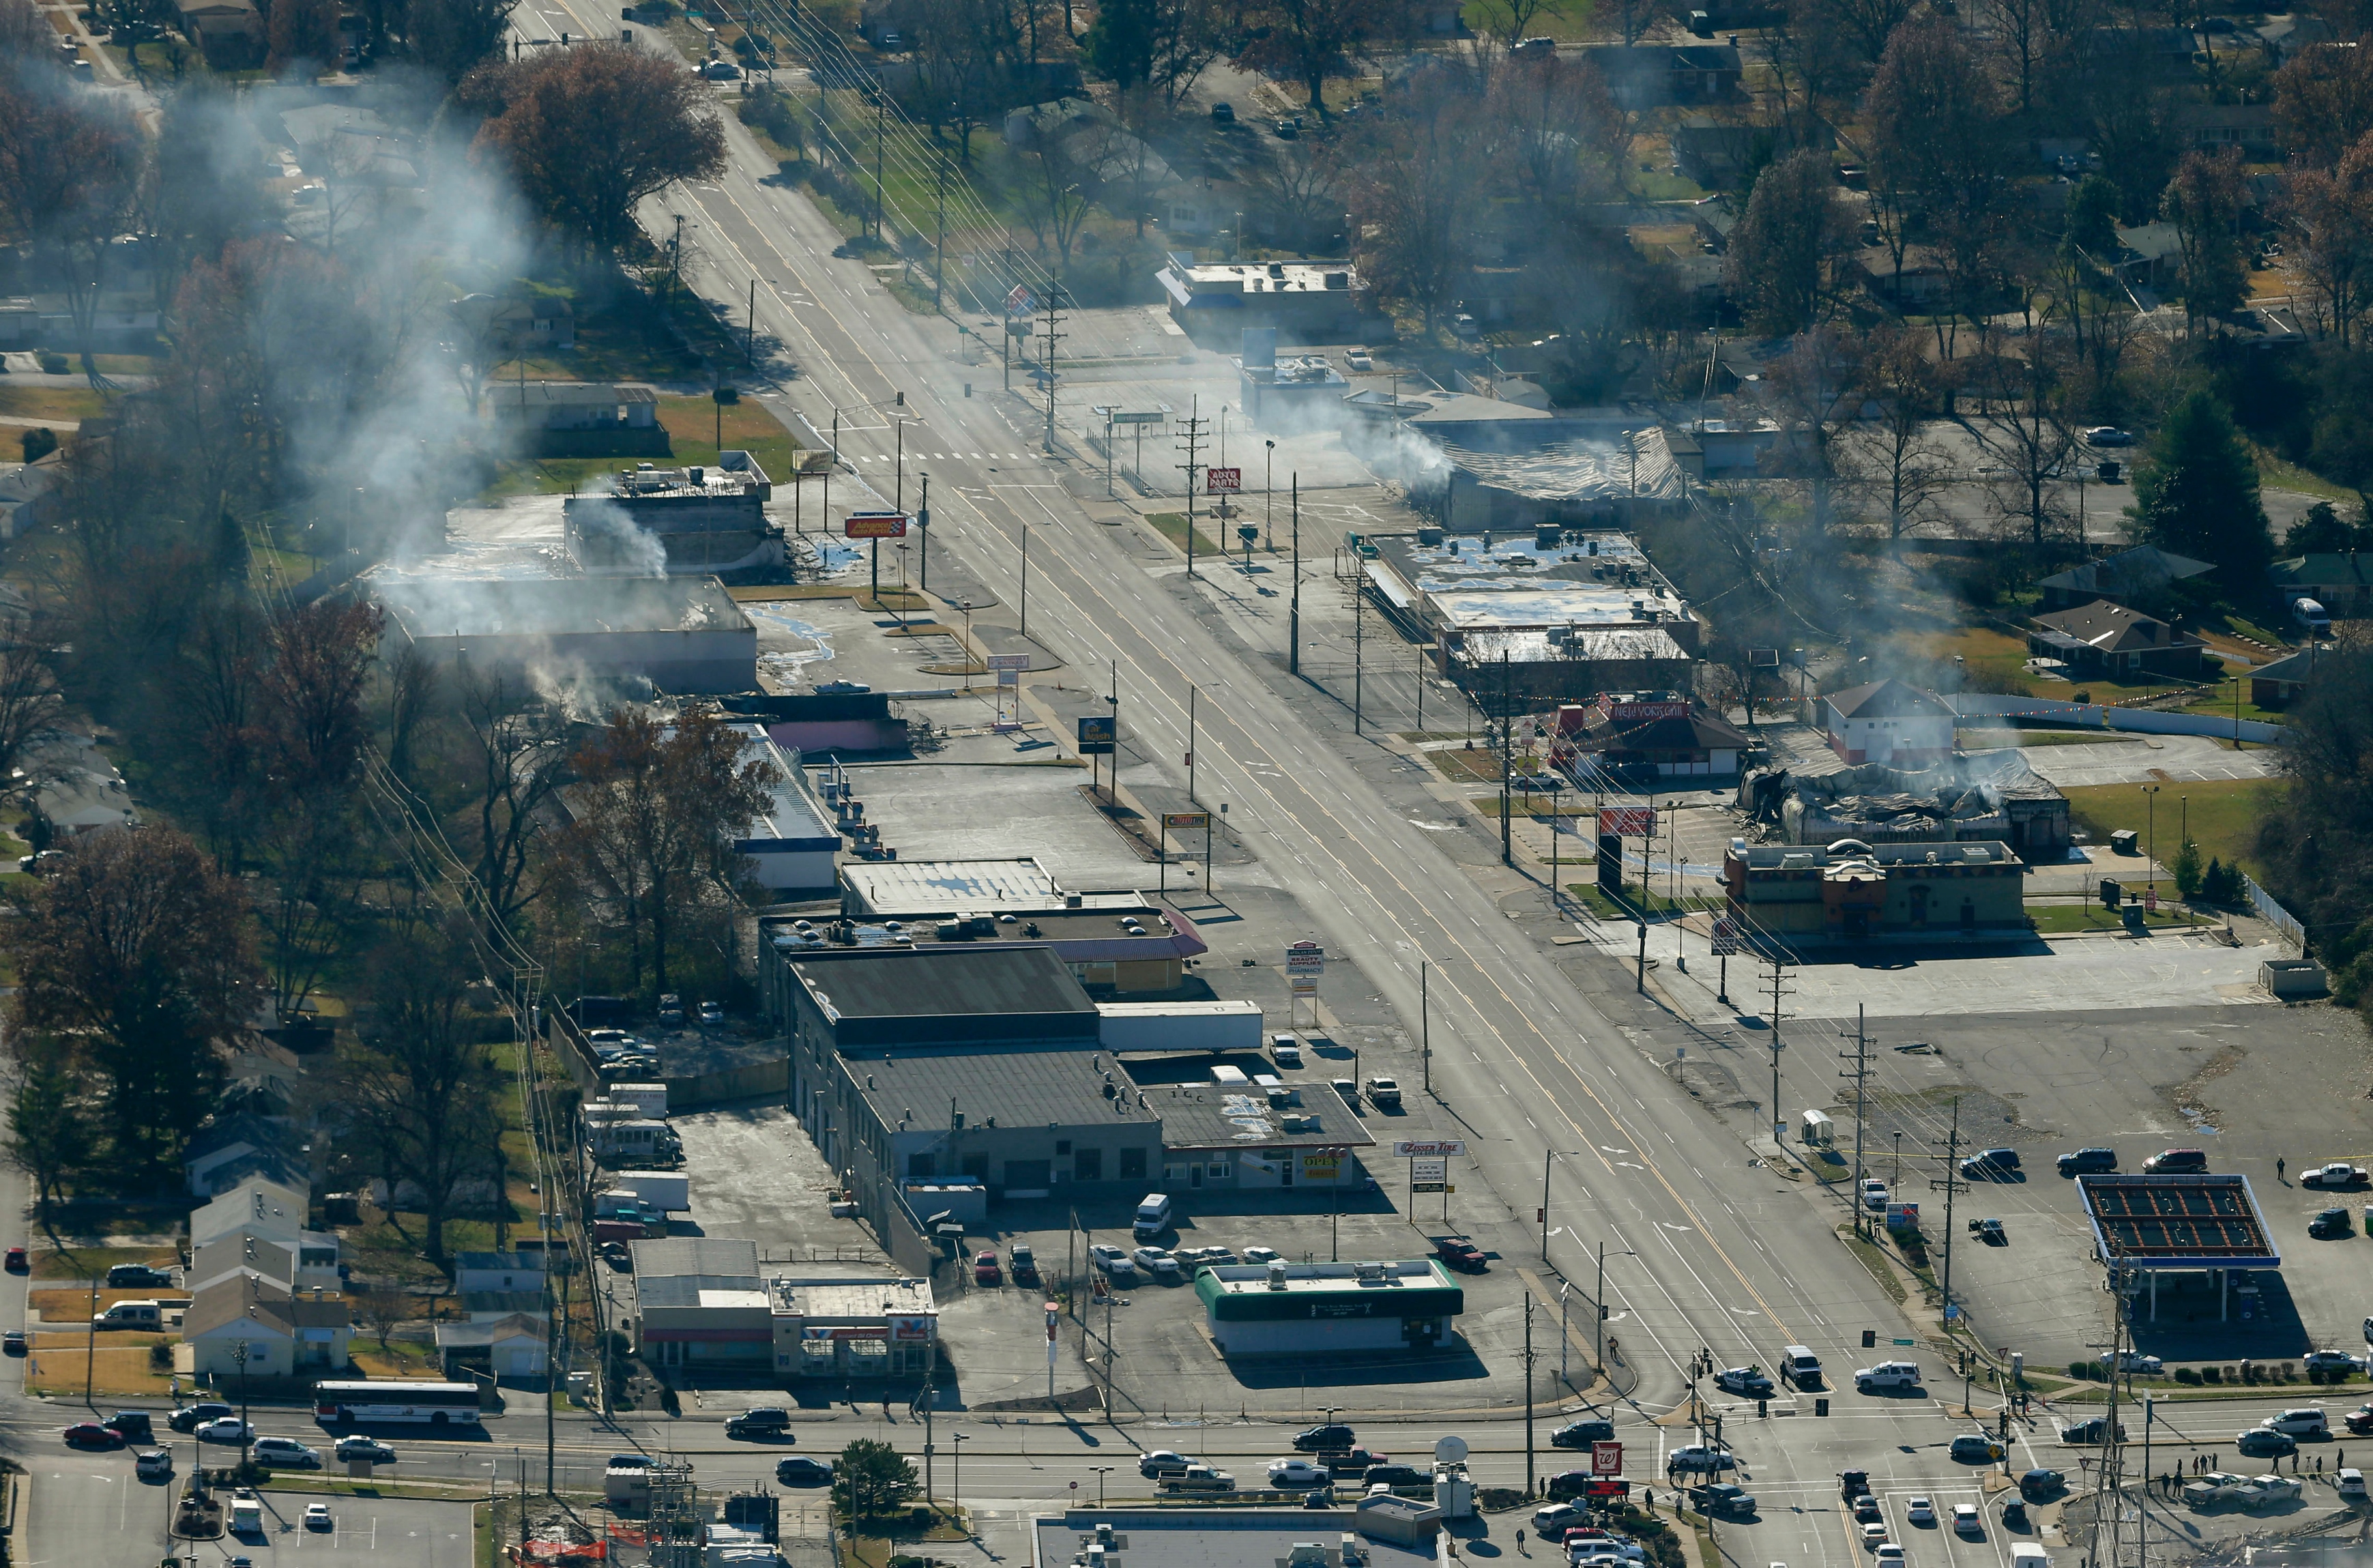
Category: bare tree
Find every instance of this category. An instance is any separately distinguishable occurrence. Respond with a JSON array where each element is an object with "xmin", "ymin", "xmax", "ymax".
[
  {"xmin": 1760, "ymin": 328, "xmax": 1867, "ymax": 532},
  {"xmin": 1469, "ymin": 0, "xmax": 1574, "ymax": 48},
  {"xmin": 1973, "ymin": 306, "xmax": 2080, "ymax": 549},
  {"xmin": 1723, "ymin": 149, "xmax": 1854, "ymax": 335},
  {"xmin": 2162, "ymin": 147, "xmax": 2247, "ymax": 332},
  {"xmin": 2285, "ymin": 132, "xmax": 2373, "ymax": 345},
  {"xmin": 1848, "ymin": 325, "xmax": 1952, "ymax": 538},
  {"xmin": 457, "ymin": 666, "xmax": 569, "ymax": 944},
  {"xmin": 0, "ymin": 607, "xmax": 63, "ymax": 799},
  {"xmin": 1346, "ymin": 71, "xmax": 1486, "ymax": 332},
  {"xmin": 1015, "ymin": 115, "xmax": 1113, "ymax": 270}
]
